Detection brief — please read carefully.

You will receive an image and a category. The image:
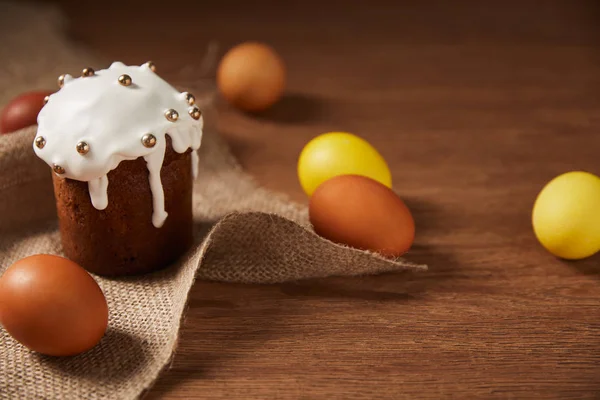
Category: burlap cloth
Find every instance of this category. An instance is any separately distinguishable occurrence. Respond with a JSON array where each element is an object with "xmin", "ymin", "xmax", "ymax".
[{"xmin": 0, "ymin": 2, "xmax": 426, "ymax": 399}]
